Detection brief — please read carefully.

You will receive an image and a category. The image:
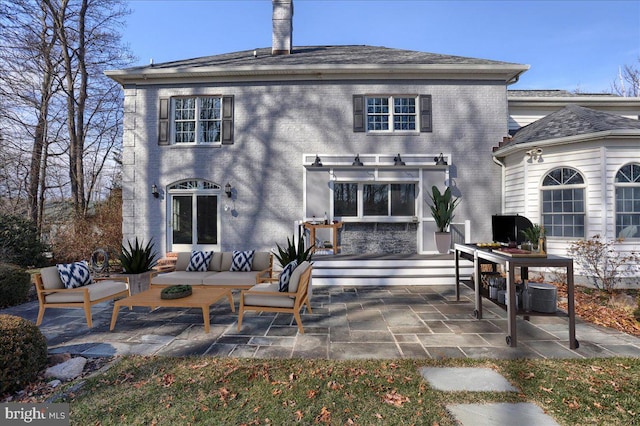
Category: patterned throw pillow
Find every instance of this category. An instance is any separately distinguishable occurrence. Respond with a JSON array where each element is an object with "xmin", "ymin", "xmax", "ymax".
[
  {"xmin": 278, "ymin": 260, "xmax": 298, "ymax": 292},
  {"xmin": 56, "ymin": 261, "xmax": 93, "ymax": 289},
  {"xmin": 230, "ymin": 250, "xmax": 255, "ymax": 272},
  {"xmin": 186, "ymin": 250, "xmax": 213, "ymax": 272}
]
